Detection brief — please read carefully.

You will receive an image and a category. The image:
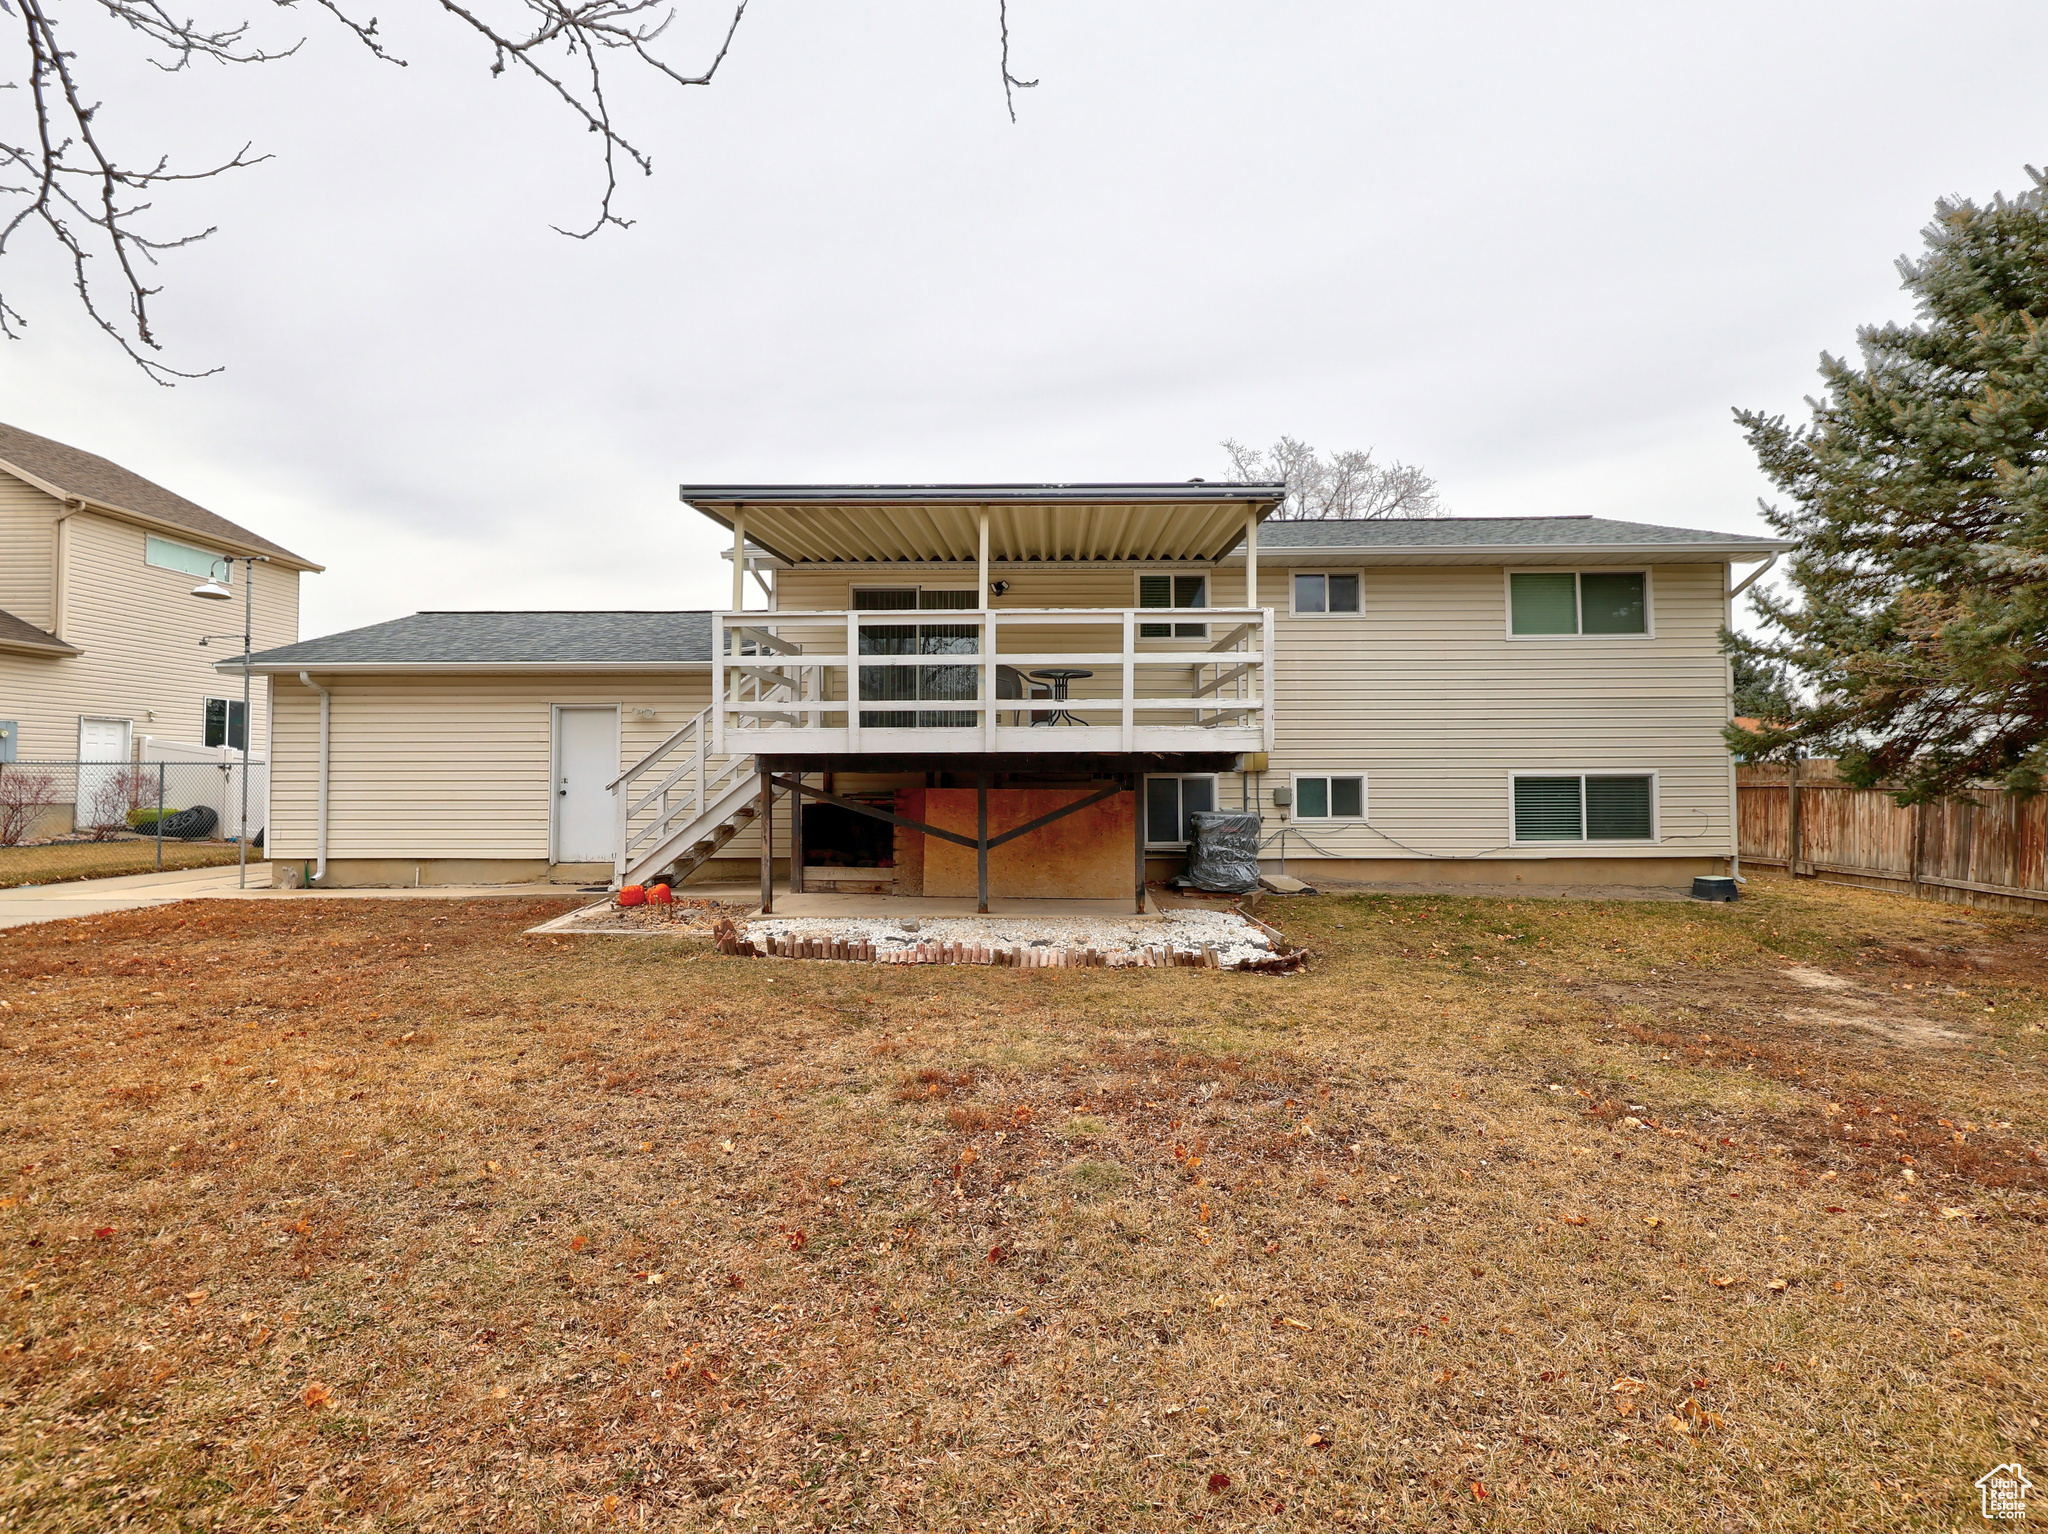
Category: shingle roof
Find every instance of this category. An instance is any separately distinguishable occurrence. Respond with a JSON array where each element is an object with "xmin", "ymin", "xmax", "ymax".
[
  {"xmin": 1251, "ymin": 515, "xmax": 1786, "ymax": 550},
  {"xmin": 0, "ymin": 421, "xmax": 320, "ymax": 570},
  {"xmin": 0, "ymin": 608, "xmax": 79, "ymax": 656},
  {"xmin": 243, "ymin": 611, "xmax": 714, "ymax": 671}
]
